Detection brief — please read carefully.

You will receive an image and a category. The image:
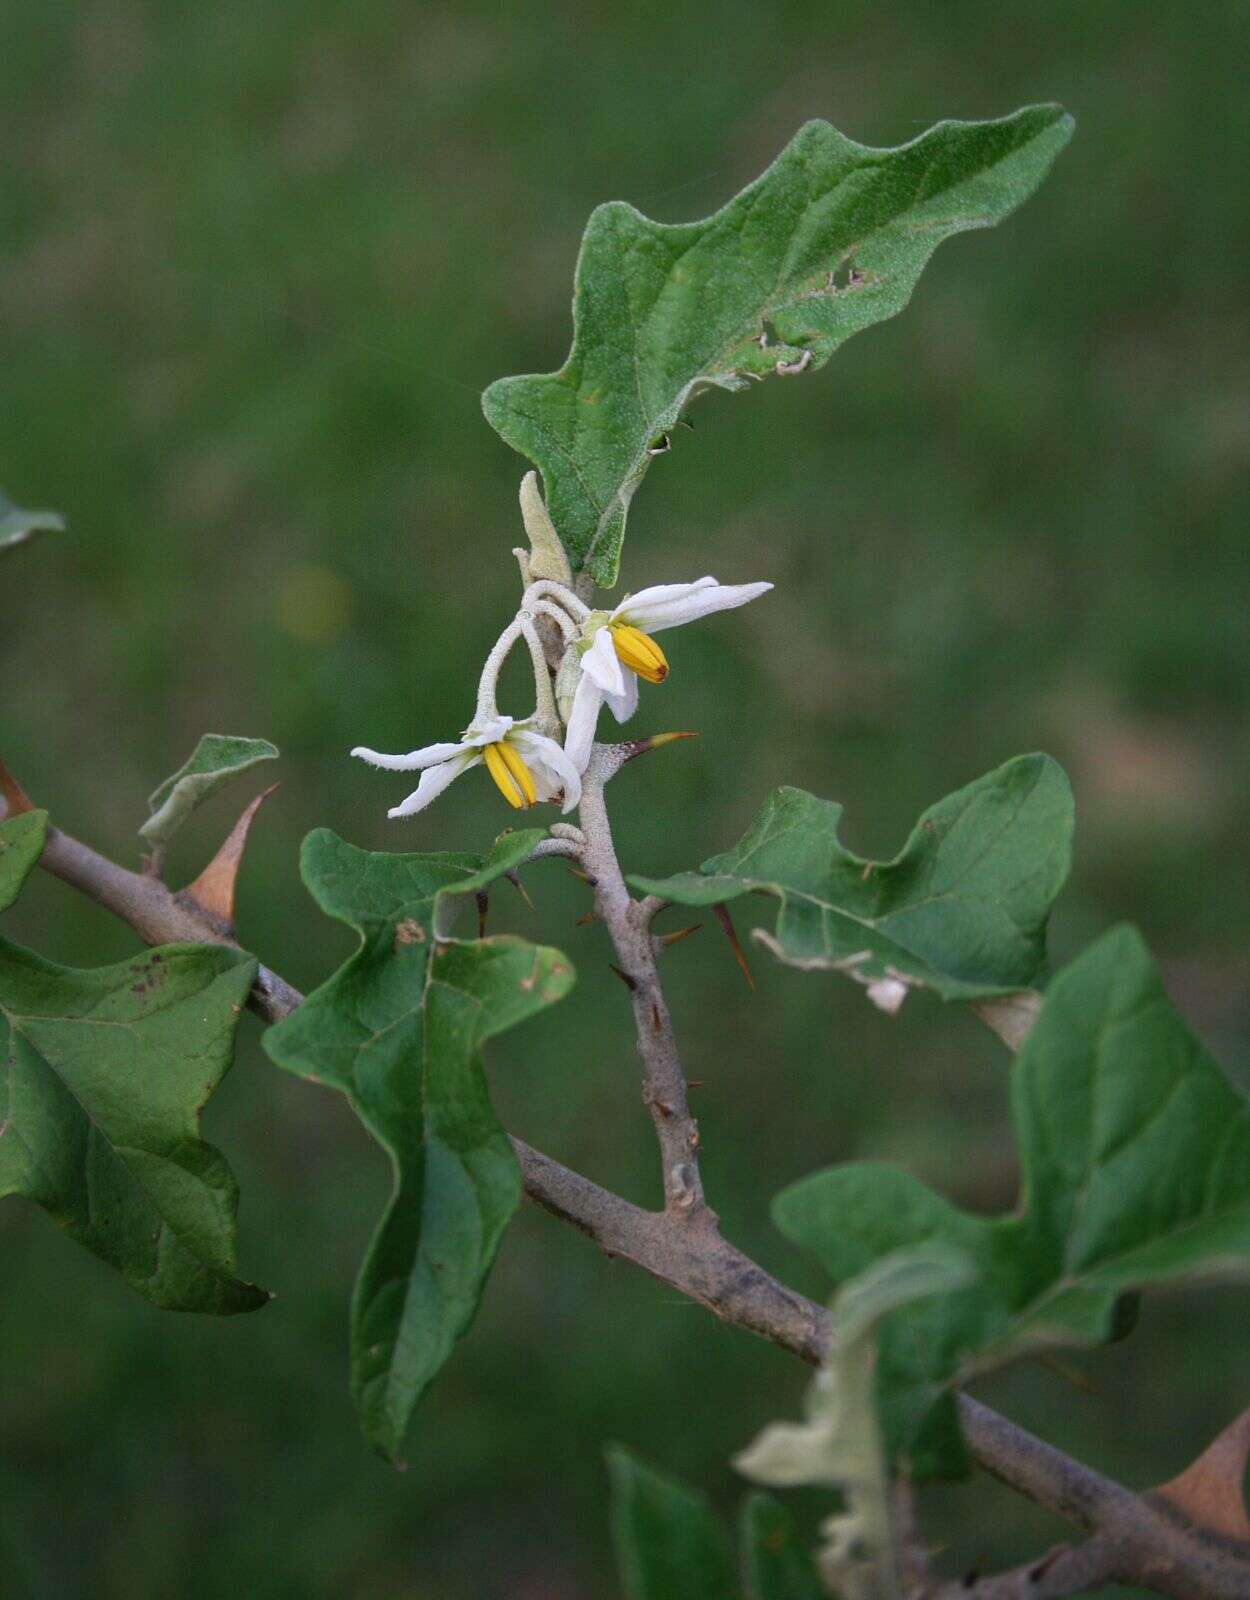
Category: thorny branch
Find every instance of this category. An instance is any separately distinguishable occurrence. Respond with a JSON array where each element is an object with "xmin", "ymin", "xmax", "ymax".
[
  {"xmin": 577, "ymin": 744, "xmax": 708, "ymax": 1216},
  {"xmin": 9, "ymin": 770, "xmax": 1250, "ymax": 1598}
]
